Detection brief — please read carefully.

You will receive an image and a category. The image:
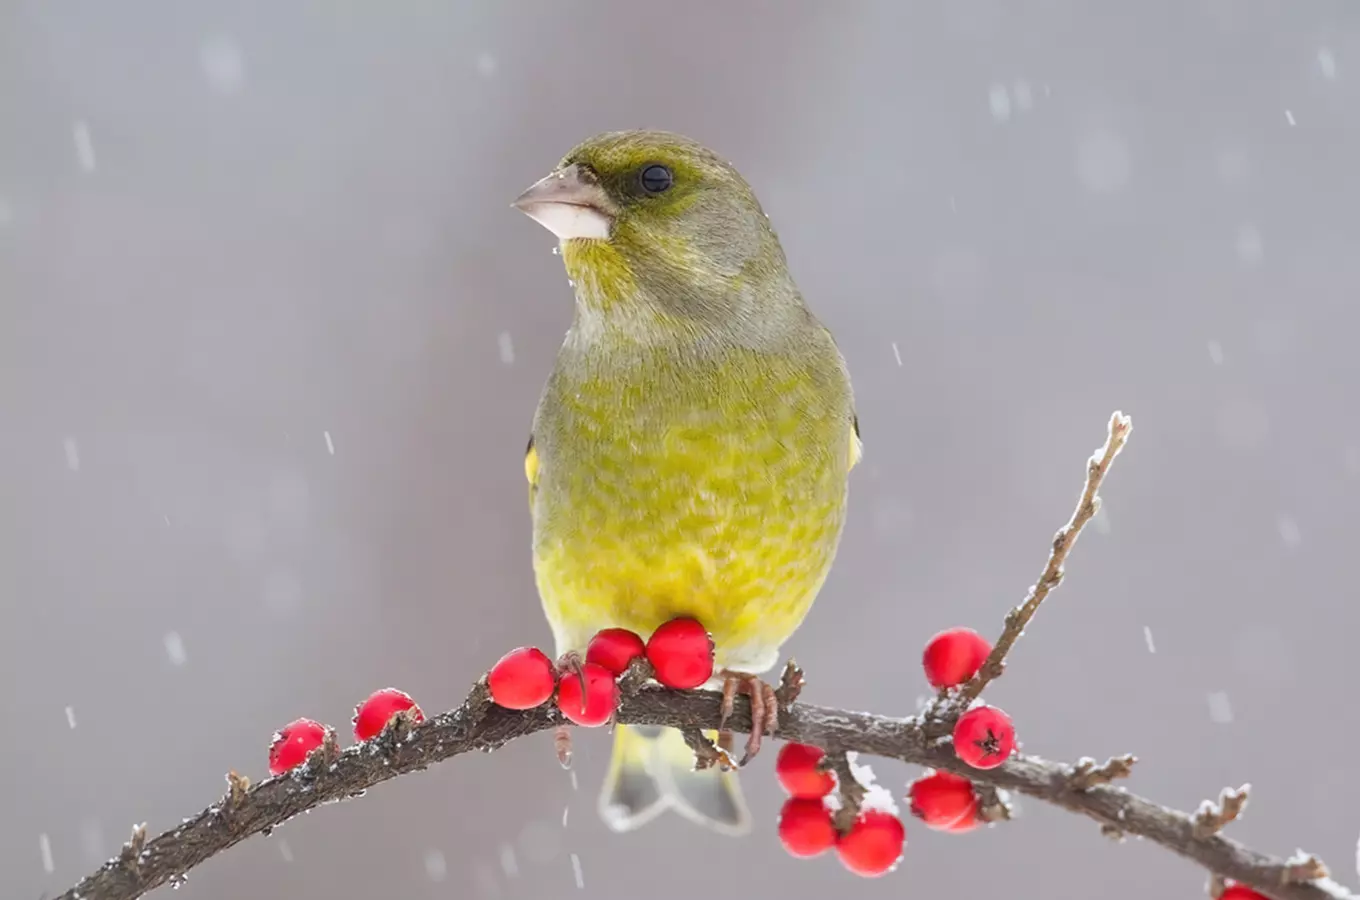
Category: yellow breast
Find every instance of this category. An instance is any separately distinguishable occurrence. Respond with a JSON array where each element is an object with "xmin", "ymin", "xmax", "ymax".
[{"xmin": 528, "ymin": 343, "xmax": 857, "ymax": 674}]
